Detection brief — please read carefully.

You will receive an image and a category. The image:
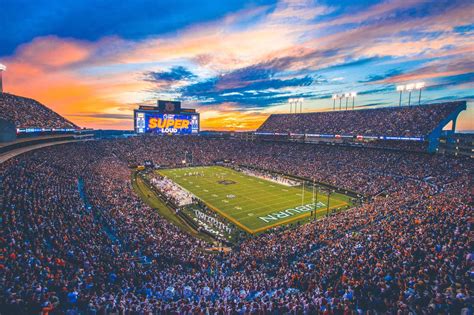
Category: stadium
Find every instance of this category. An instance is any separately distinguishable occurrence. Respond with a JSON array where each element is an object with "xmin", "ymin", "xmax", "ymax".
[{"xmin": 1, "ymin": 1, "xmax": 473, "ymax": 314}]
